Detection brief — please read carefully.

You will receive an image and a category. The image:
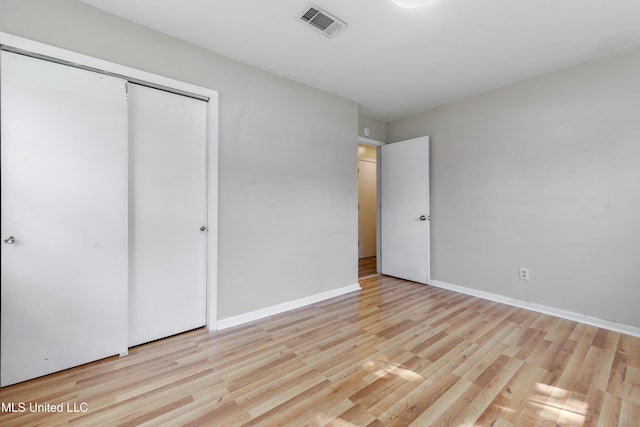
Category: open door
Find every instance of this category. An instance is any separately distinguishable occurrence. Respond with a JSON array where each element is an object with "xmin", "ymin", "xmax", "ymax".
[{"xmin": 380, "ymin": 136, "xmax": 430, "ymax": 284}]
